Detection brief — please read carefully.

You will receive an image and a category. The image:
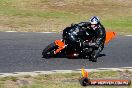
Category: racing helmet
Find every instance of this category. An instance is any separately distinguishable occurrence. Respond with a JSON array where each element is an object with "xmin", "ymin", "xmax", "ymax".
[
  {"xmin": 89, "ymin": 16, "xmax": 100, "ymax": 29},
  {"xmin": 89, "ymin": 16, "xmax": 100, "ymax": 24}
]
